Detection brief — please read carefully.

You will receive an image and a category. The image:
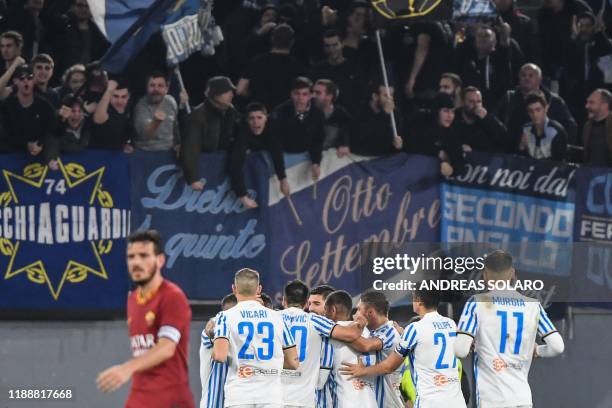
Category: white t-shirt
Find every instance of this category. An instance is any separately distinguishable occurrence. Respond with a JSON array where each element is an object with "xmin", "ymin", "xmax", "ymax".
[
  {"xmin": 214, "ymin": 300, "xmax": 295, "ymax": 407},
  {"xmin": 369, "ymin": 321, "xmax": 403, "ymax": 408},
  {"xmin": 280, "ymin": 307, "xmax": 337, "ymax": 406},
  {"xmin": 329, "ymin": 322, "xmax": 378, "ymax": 408},
  {"xmin": 396, "ymin": 312, "xmax": 466, "ymax": 408},
  {"xmin": 457, "ymin": 290, "xmax": 558, "ymax": 408}
]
